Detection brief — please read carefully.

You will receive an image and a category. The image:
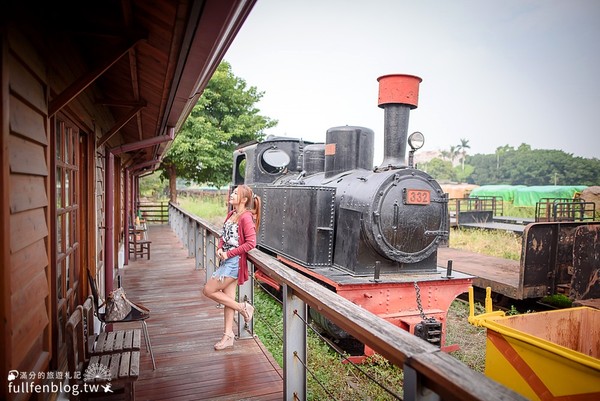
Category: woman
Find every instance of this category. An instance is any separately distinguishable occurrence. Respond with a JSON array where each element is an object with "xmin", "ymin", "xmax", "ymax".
[{"xmin": 202, "ymin": 184, "xmax": 261, "ymax": 350}]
